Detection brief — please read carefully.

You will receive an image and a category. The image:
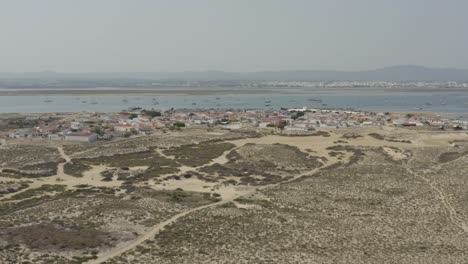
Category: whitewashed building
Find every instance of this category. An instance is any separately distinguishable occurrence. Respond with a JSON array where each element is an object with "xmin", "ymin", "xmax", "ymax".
[
  {"xmin": 70, "ymin": 121, "xmax": 82, "ymax": 130},
  {"xmin": 223, "ymin": 122, "xmax": 242, "ymax": 130},
  {"xmin": 64, "ymin": 133, "xmax": 97, "ymax": 143}
]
